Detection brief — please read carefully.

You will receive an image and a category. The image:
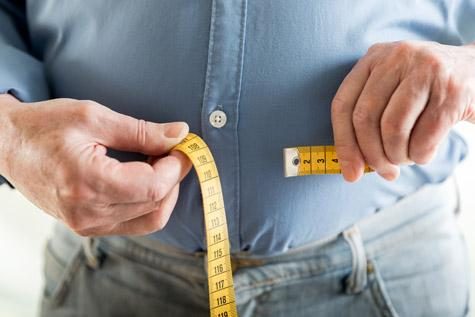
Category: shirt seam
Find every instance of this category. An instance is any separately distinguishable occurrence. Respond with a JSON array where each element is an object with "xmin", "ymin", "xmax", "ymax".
[
  {"xmin": 200, "ymin": 0, "xmax": 217, "ymax": 250},
  {"xmin": 234, "ymin": 0, "xmax": 248, "ymax": 251},
  {"xmin": 202, "ymin": 0, "xmax": 216, "ymax": 107}
]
